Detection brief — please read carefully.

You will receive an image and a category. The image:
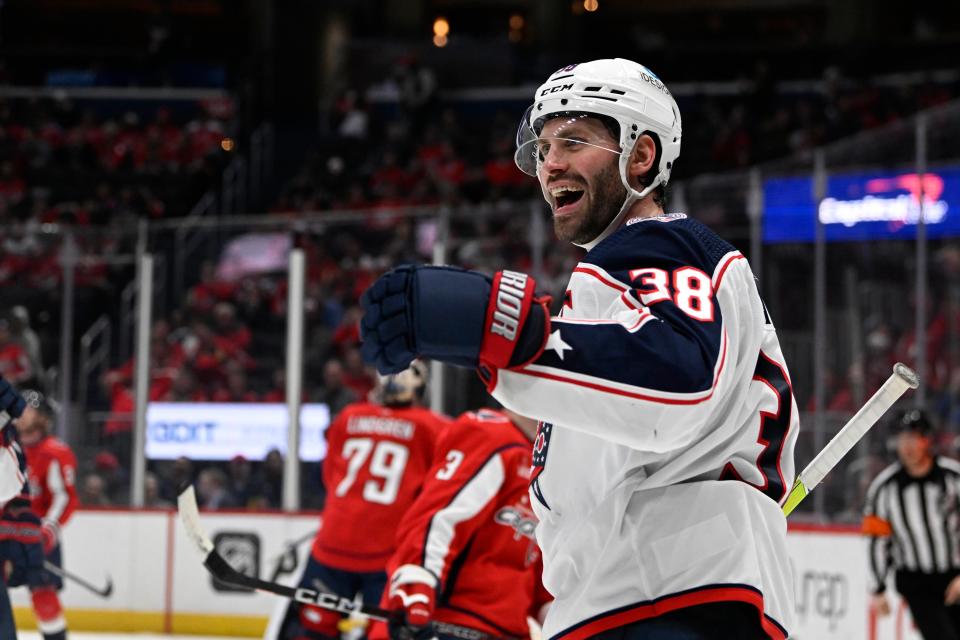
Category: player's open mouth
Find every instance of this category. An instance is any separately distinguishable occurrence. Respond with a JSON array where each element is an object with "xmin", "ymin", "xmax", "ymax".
[{"xmin": 550, "ymin": 185, "xmax": 585, "ymax": 214}]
